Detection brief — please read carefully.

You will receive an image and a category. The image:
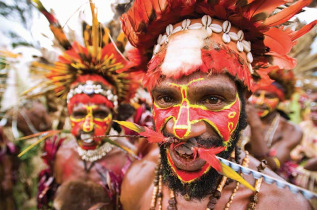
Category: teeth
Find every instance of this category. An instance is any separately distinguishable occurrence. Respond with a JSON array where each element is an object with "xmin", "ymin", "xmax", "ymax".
[
  {"xmin": 81, "ymin": 134, "xmax": 93, "ymax": 143},
  {"xmin": 84, "ymin": 138, "xmax": 93, "ymax": 143}
]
